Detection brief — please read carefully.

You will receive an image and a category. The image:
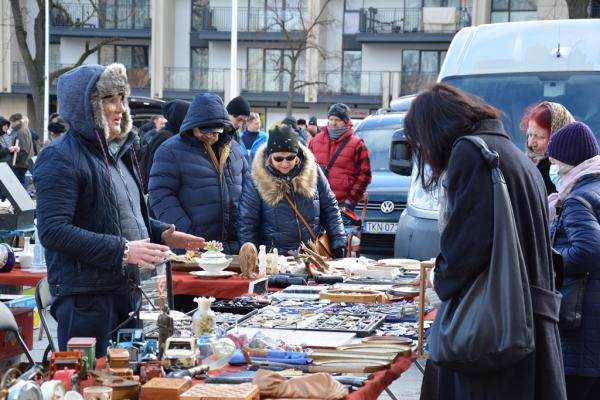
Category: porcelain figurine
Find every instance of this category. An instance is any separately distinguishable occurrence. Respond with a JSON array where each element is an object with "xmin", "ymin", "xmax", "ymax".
[{"xmin": 239, "ymin": 242, "xmax": 258, "ymax": 279}]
